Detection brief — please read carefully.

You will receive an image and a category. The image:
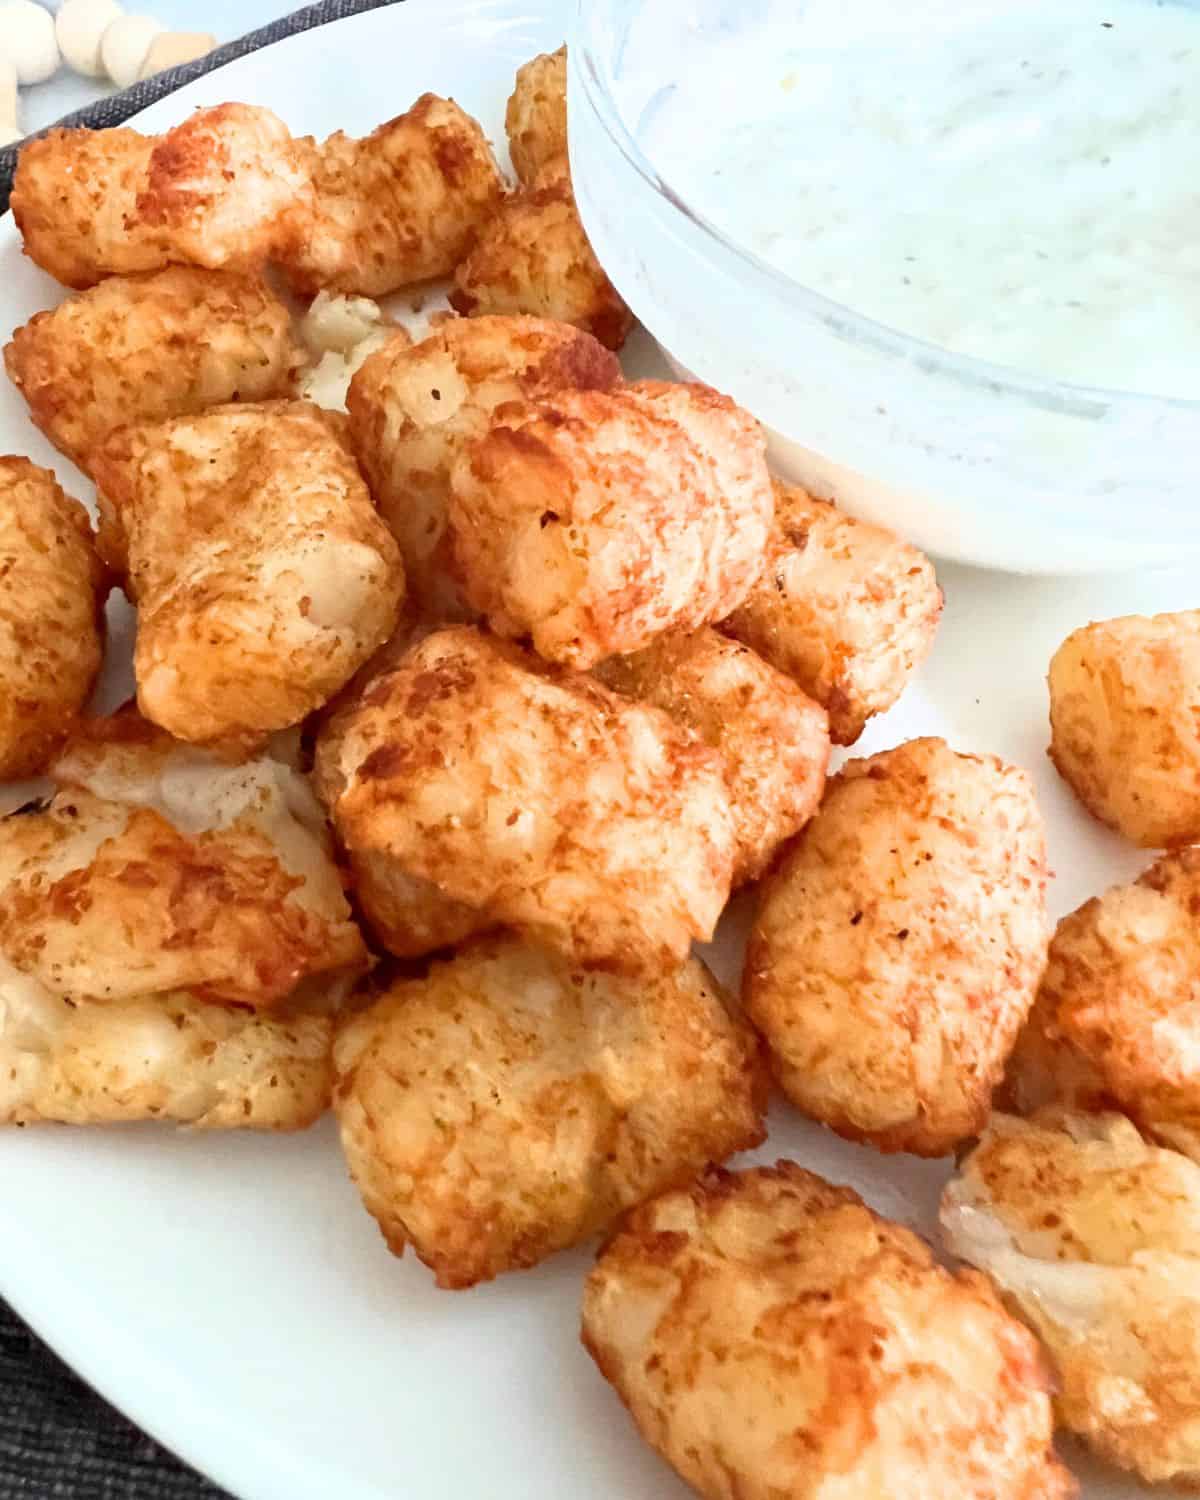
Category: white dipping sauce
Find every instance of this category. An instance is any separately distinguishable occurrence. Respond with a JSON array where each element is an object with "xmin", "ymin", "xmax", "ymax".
[{"xmin": 643, "ymin": 0, "xmax": 1200, "ymax": 398}]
